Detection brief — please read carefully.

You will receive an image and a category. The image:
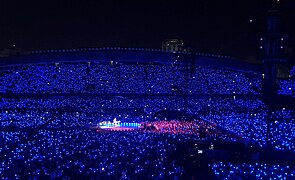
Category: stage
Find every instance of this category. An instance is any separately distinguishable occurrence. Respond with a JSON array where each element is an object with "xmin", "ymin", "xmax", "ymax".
[{"xmin": 91, "ymin": 119, "xmax": 142, "ymax": 132}]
